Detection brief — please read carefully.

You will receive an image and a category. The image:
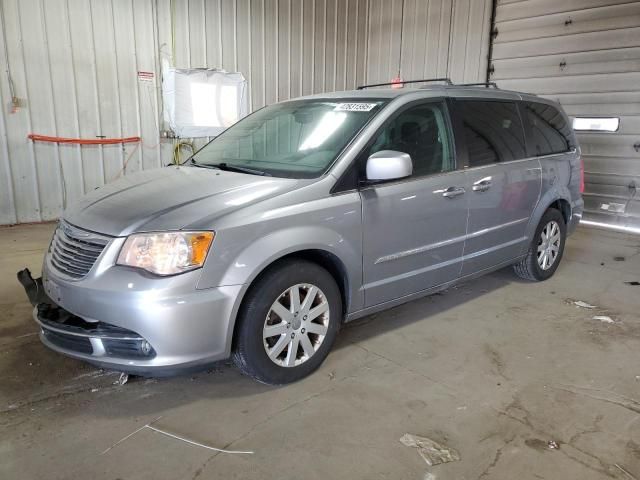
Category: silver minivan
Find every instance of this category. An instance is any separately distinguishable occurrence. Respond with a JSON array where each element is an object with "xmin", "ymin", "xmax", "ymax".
[{"xmin": 26, "ymin": 80, "xmax": 584, "ymax": 384}]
